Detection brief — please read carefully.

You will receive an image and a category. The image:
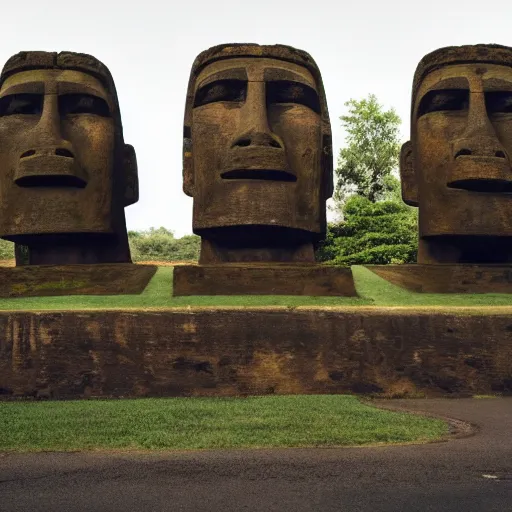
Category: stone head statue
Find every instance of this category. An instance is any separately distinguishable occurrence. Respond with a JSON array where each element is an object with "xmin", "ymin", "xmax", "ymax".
[
  {"xmin": 183, "ymin": 43, "xmax": 333, "ymax": 263},
  {"xmin": 0, "ymin": 51, "xmax": 138, "ymax": 265},
  {"xmin": 401, "ymin": 44, "xmax": 512, "ymax": 263}
]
